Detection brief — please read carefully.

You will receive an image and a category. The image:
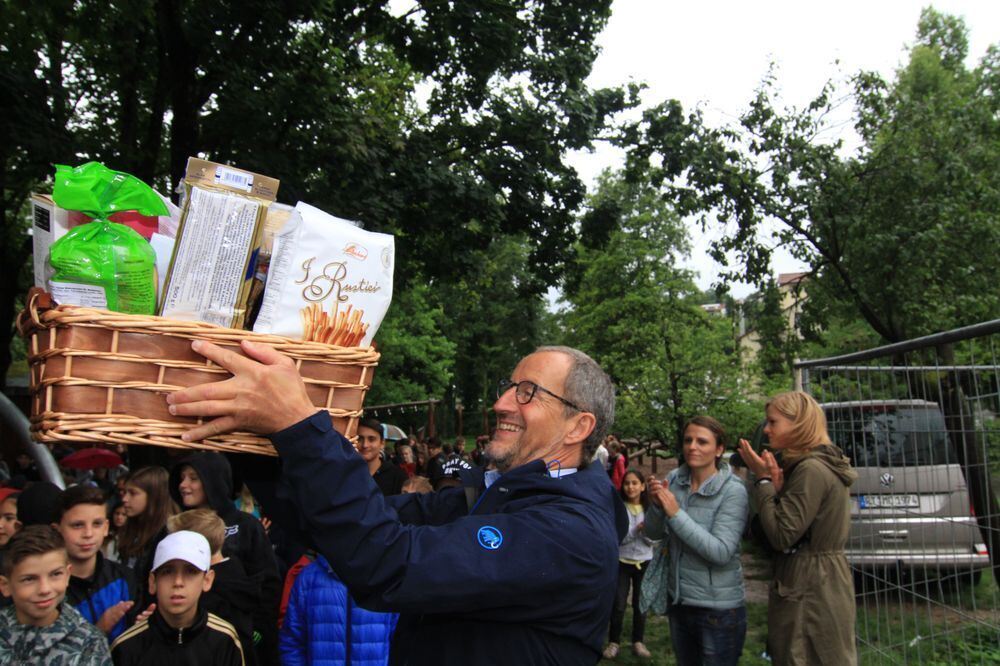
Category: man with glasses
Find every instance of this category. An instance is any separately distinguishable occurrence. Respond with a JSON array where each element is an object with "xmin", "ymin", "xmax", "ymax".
[{"xmin": 166, "ymin": 343, "xmax": 626, "ymax": 665}]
